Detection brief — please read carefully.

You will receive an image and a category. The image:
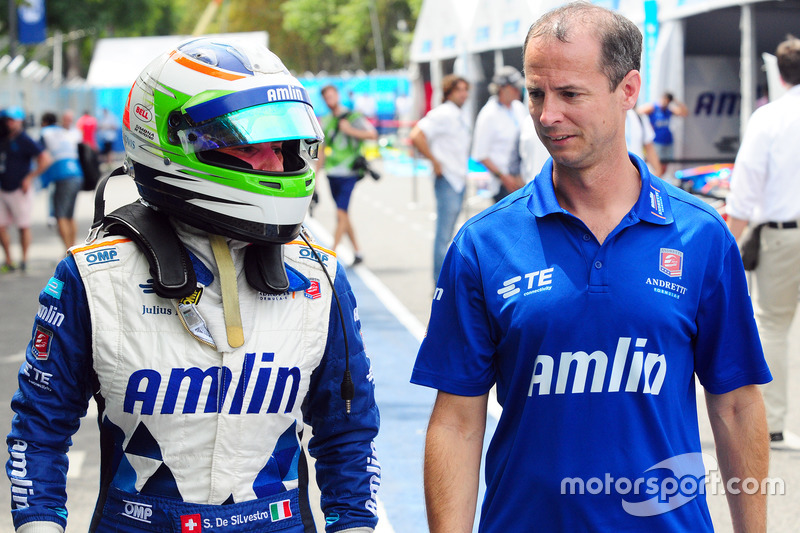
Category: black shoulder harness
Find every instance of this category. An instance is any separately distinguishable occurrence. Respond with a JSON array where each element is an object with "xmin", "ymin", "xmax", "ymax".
[{"xmin": 89, "ymin": 167, "xmax": 289, "ymax": 299}]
